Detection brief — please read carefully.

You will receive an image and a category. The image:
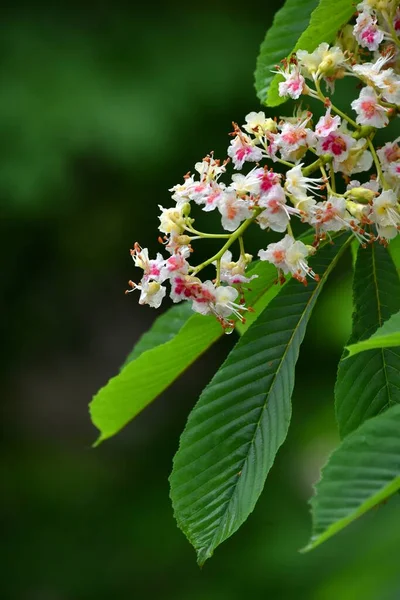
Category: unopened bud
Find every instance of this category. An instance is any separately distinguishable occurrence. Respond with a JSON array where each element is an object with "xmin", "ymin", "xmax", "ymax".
[
  {"xmin": 263, "ymin": 118, "xmax": 278, "ymax": 134},
  {"xmin": 336, "ymin": 24, "xmax": 359, "ymax": 55},
  {"xmin": 182, "ymin": 202, "xmax": 191, "ymax": 216},
  {"xmin": 243, "ymin": 253, "xmax": 253, "ymax": 264},
  {"xmin": 345, "ymin": 187, "xmax": 377, "ymax": 203},
  {"xmin": 177, "ymin": 235, "xmax": 192, "ymax": 245}
]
